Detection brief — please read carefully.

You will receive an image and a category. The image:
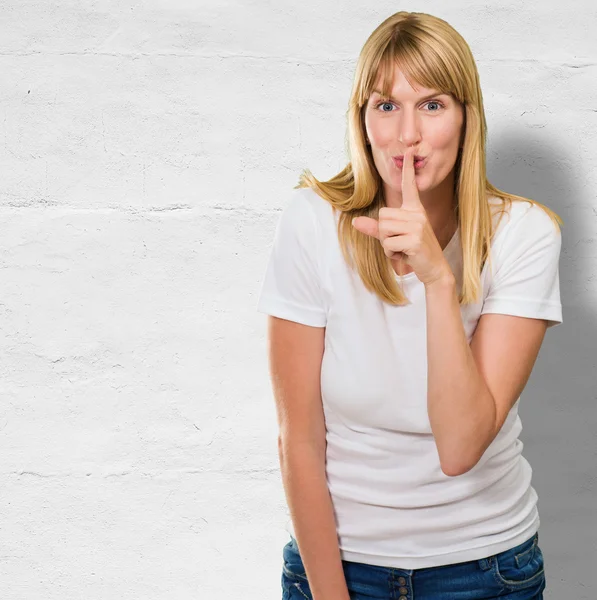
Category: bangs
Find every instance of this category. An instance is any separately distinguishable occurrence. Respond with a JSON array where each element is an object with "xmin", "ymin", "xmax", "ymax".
[{"xmin": 363, "ymin": 33, "xmax": 465, "ymax": 104}]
